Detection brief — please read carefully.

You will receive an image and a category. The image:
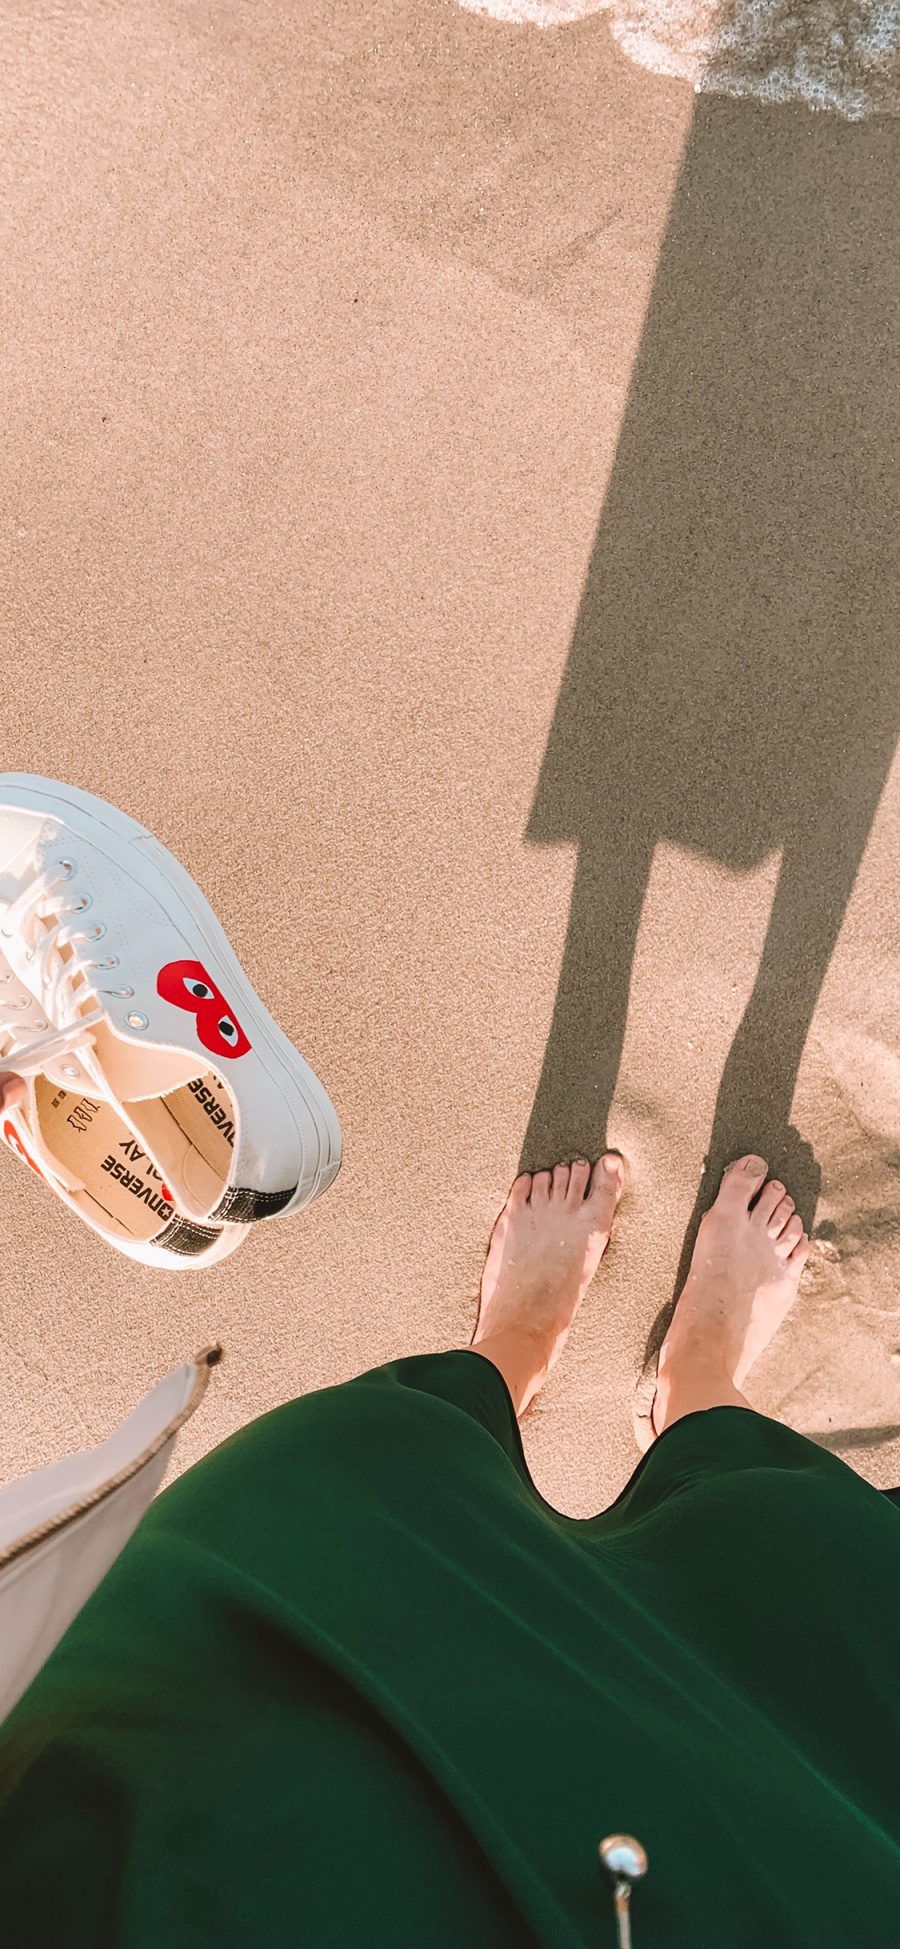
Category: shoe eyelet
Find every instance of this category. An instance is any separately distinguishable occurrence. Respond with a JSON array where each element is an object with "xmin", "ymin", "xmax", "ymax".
[
  {"xmin": 69, "ymin": 894, "xmax": 92, "ymax": 914},
  {"xmin": 103, "ymin": 986, "xmax": 134, "ymax": 1000},
  {"xmin": 58, "ymin": 859, "xmax": 76, "ymax": 879},
  {"xmin": 34, "ymin": 1018, "xmax": 48, "ymax": 1030},
  {"xmin": 125, "ymin": 1011, "xmax": 149, "ymax": 1030},
  {"xmin": 62, "ymin": 1064, "xmax": 81, "ymax": 1079}
]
